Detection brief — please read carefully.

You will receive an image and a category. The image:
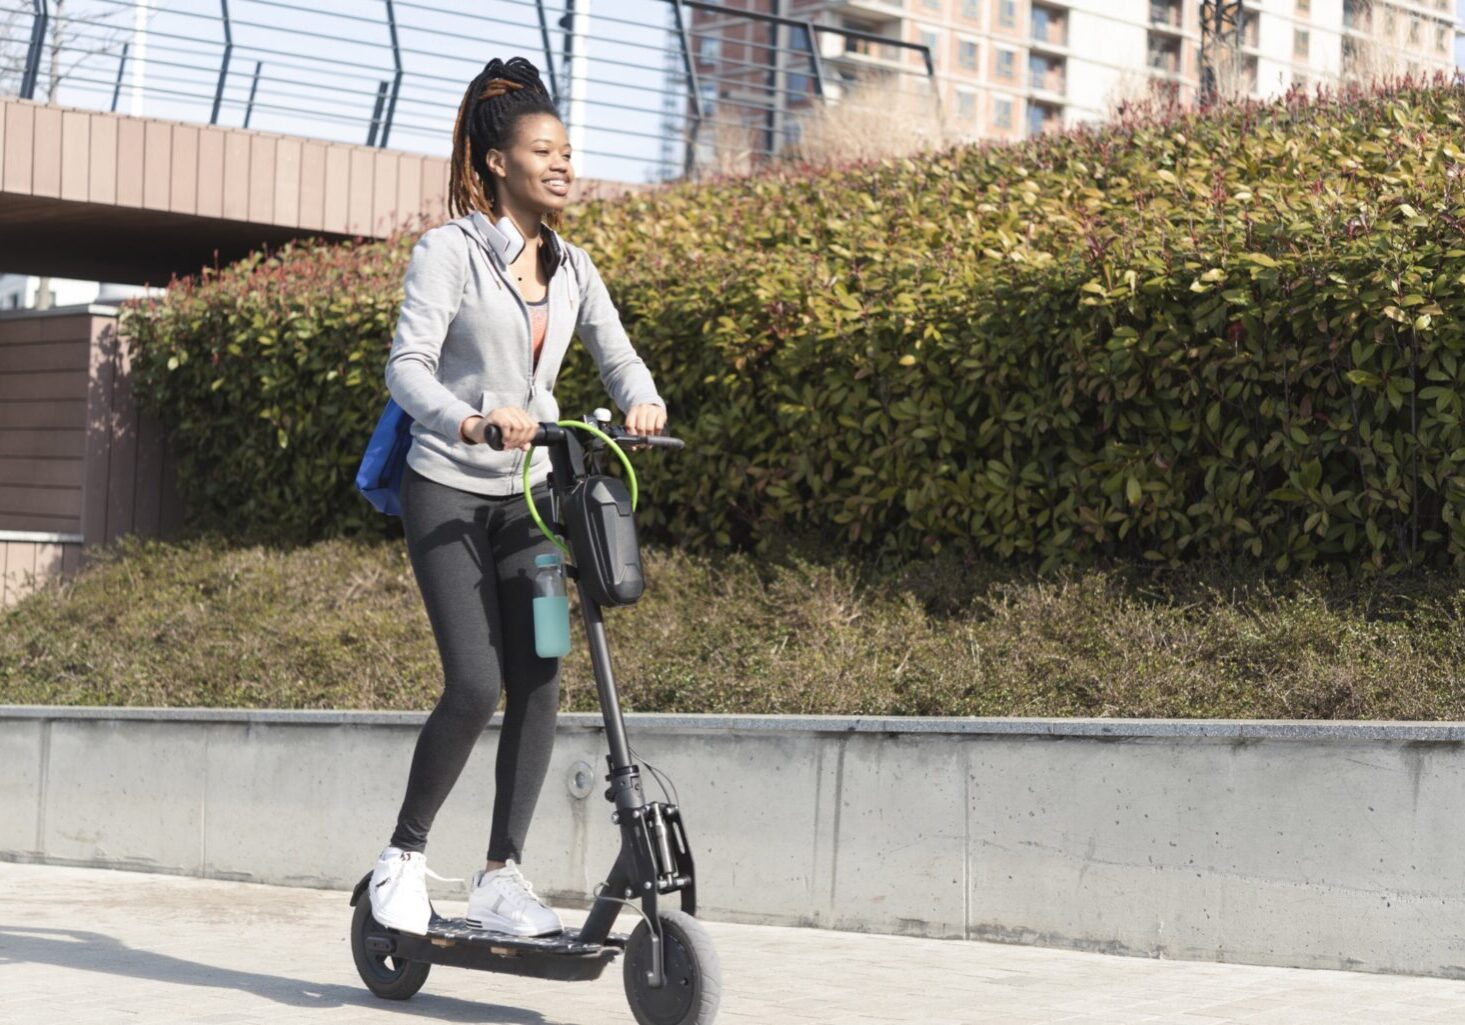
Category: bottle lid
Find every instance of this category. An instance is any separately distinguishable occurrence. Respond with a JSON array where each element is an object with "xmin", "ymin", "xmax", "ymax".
[{"xmin": 535, "ymin": 553, "xmax": 562, "ymax": 568}]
